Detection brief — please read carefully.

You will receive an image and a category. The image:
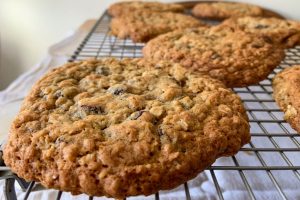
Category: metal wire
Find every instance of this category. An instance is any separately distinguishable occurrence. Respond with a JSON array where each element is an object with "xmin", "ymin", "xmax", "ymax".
[
  {"xmin": 1, "ymin": 10, "xmax": 300, "ymax": 200},
  {"xmin": 184, "ymin": 182, "xmax": 191, "ymax": 200},
  {"xmin": 210, "ymin": 169, "xmax": 224, "ymax": 200},
  {"xmin": 56, "ymin": 191, "xmax": 62, "ymax": 200},
  {"xmin": 155, "ymin": 192, "xmax": 160, "ymax": 200},
  {"xmin": 23, "ymin": 181, "xmax": 35, "ymax": 200}
]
